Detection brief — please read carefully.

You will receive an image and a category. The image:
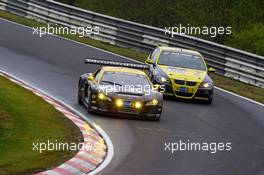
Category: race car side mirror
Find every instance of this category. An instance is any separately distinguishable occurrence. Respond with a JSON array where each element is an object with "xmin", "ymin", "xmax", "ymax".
[
  {"xmin": 148, "ymin": 51, "xmax": 153, "ymax": 59},
  {"xmin": 145, "ymin": 59, "xmax": 154, "ymax": 64},
  {"xmin": 208, "ymin": 67, "xmax": 216, "ymax": 73},
  {"xmin": 87, "ymin": 75, "xmax": 94, "ymax": 81}
]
